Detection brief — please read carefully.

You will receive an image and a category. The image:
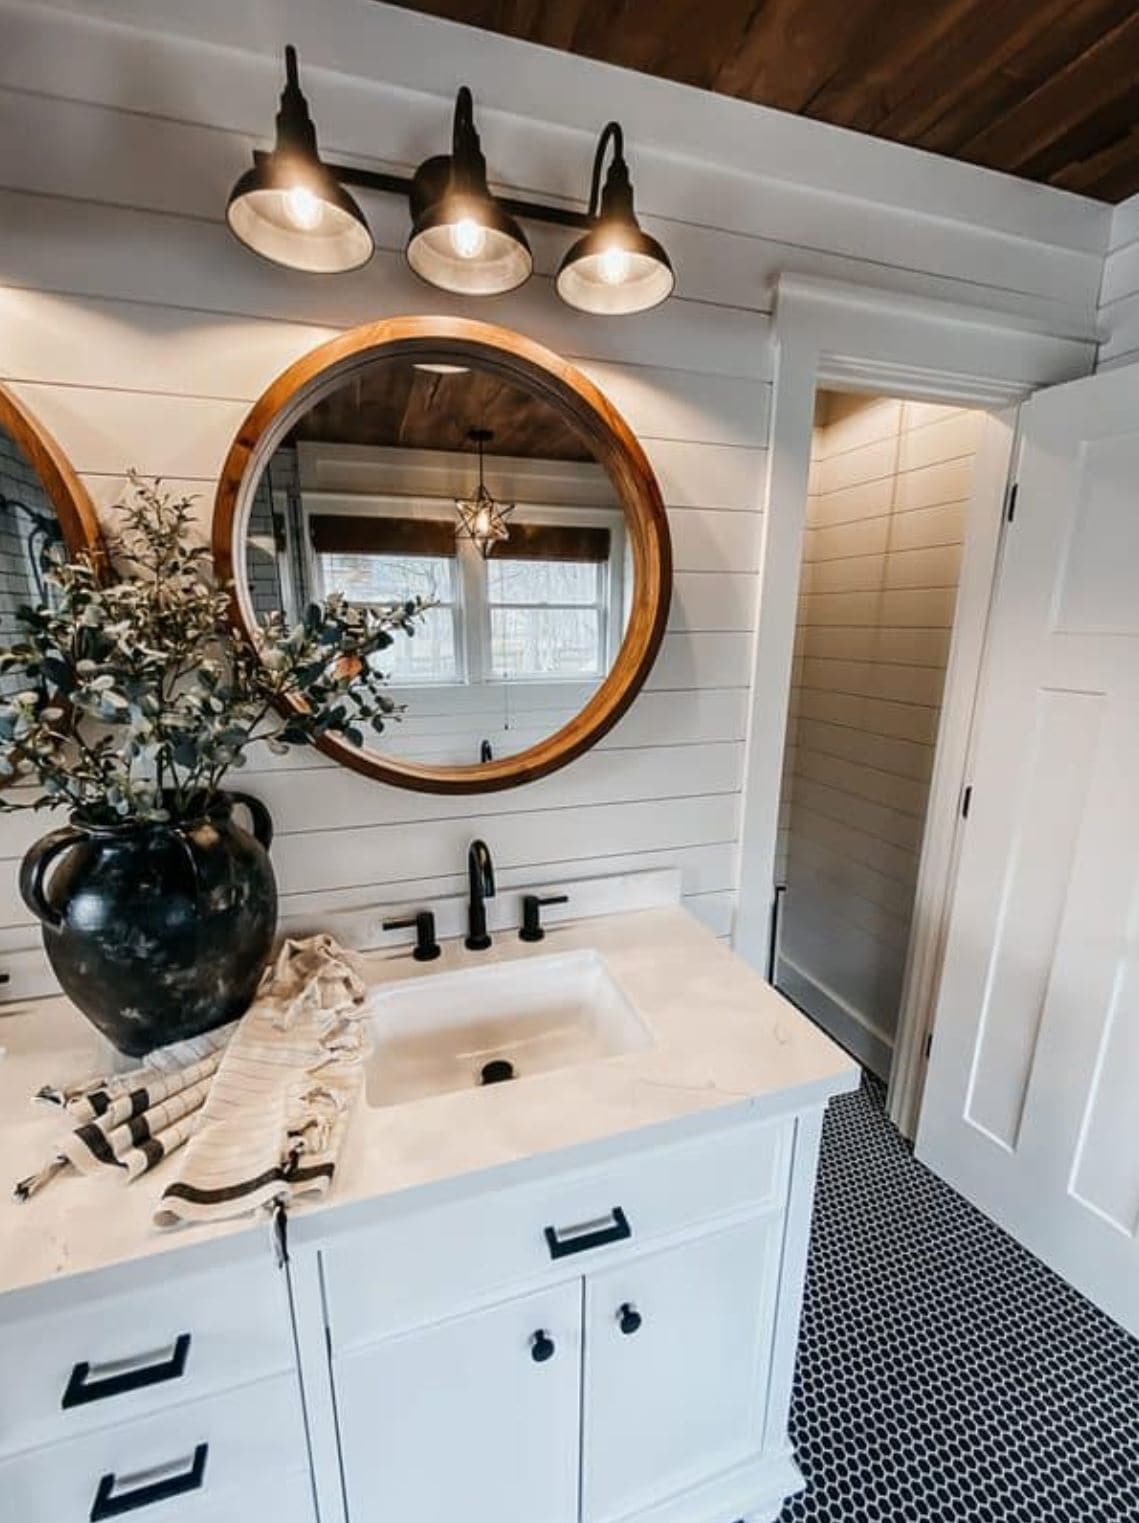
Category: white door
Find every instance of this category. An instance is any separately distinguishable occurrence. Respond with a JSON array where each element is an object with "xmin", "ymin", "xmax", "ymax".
[
  {"xmin": 333, "ymin": 1281, "xmax": 582, "ymax": 1523},
  {"xmin": 917, "ymin": 362, "xmax": 1139, "ymax": 1337},
  {"xmin": 581, "ymin": 1215, "xmax": 778, "ymax": 1523}
]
